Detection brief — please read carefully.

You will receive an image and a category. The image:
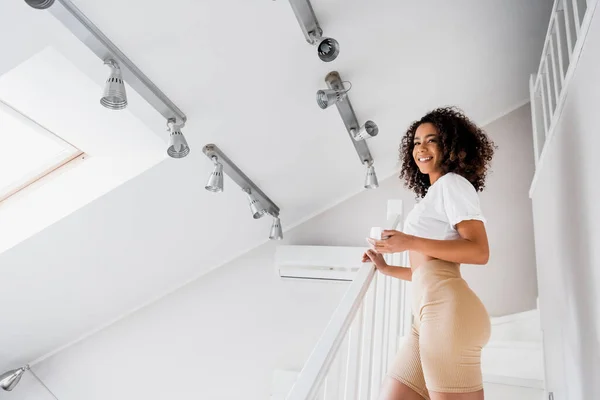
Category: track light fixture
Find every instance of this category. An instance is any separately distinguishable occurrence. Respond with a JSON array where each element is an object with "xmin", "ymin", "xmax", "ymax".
[
  {"xmin": 205, "ymin": 156, "xmax": 224, "ymax": 193},
  {"xmin": 319, "ymin": 71, "xmax": 379, "ymax": 188},
  {"xmin": 269, "ymin": 216, "xmax": 283, "ymax": 240},
  {"xmin": 203, "ymin": 144, "xmax": 283, "ymax": 239},
  {"xmin": 244, "ymin": 188, "xmax": 268, "ymax": 219},
  {"xmin": 24, "ymin": 0, "xmax": 55, "ymax": 9},
  {"xmin": 351, "ymin": 120, "xmax": 379, "ymax": 141},
  {"xmin": 1, "ymin": 365, "xmax": 60, "ymax": 400},
  {"xmin": 316, "ymin": 81, "xmax": 351, "ymax": 110},
  {"xmin": 26, "ymin": 0, "xmax": 189, "ymax": 152},
  {"xmin": 287, "ymin": 0, "xmax": 340, "ymax": 62},
  {"xmin": 100, "ymin": 59, "xmax": 127, "ymax": 110},
  {"xmin": 364, "ymin": 162, "xmax": 379, "ymax": 189},
  {"xmin": 166, "ymin": 119, "xmax": 190, "ymax": 158}
]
